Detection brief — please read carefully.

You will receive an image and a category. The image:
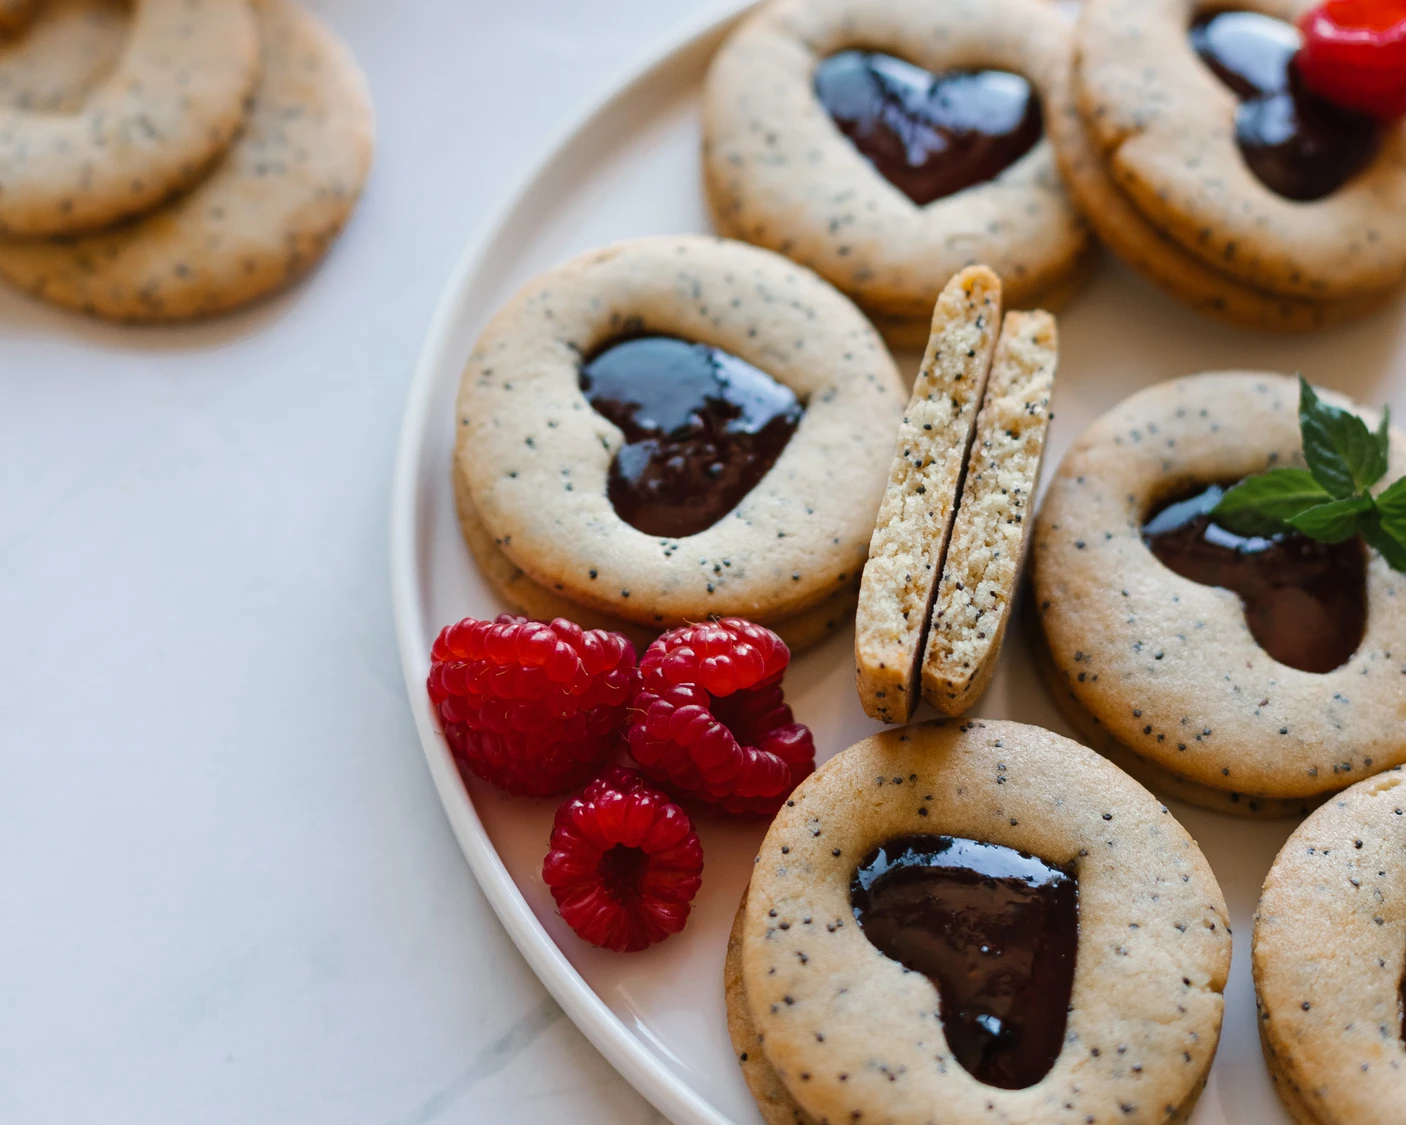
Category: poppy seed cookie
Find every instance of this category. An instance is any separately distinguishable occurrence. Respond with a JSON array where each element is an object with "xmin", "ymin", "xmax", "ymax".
[
  {"xmin": 0, "ymin": 0, "xmax": 375, "ymax": 321},
  {"xmin": 702, "ymin": 0, "xmax": 1091, "ymax": 338},
  {"xmin": 453, "ymin": 468, "xmax": 860, "ymax": 655},
  {"xmin": 1033, "ymin": 373, "xmax": 1406, "ymax": 814},
  {"xmin": 1076, "ymin": 0, "xmax": 1406, "ymax": 304},
  {"xmin": 855, "ymin": 266, "xmax": 1002, "ymax": 723},
  {"xmin": 0, "ymin": 0, "xmax": 129, "ymax": 115},
  {"xmin": 922, "ymin": 309, "xmax": 1056, "ymax": 714},
  {"xmin": 455, "ymin": 235, "xmax": 905, "ymax": 632},
  {"xmin": 0, "ymin": 0, "xmax": 260, "ymax": 237},
  {"xmin": 1253, "ymin": 768, "xmax": 1406, "ymax": 1125},
  {"xmin": 1046, "ymin": 41, "xmax": 1376, "ymax": 331},
  {"xmin": 738, "ymin": 719, "xmax": 1230, "ymax": 1125}
]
